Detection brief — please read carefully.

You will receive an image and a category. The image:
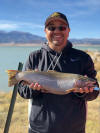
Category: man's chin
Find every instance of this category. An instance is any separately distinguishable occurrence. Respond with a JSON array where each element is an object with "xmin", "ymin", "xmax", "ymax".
[{"xmin": 52, "ymin": 41, "xmax": 62, "ymax": 46}]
